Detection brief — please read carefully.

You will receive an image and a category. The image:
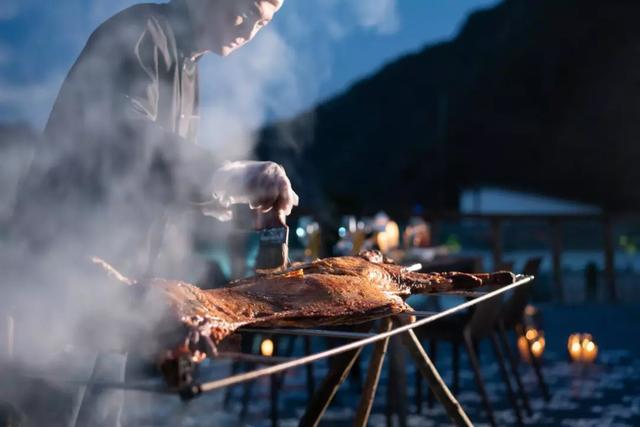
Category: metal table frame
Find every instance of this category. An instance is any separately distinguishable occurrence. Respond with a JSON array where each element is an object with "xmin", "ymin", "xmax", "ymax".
[{"xmin": 4, "ymin": 276, "xmax": 534, "ymax": 427}]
